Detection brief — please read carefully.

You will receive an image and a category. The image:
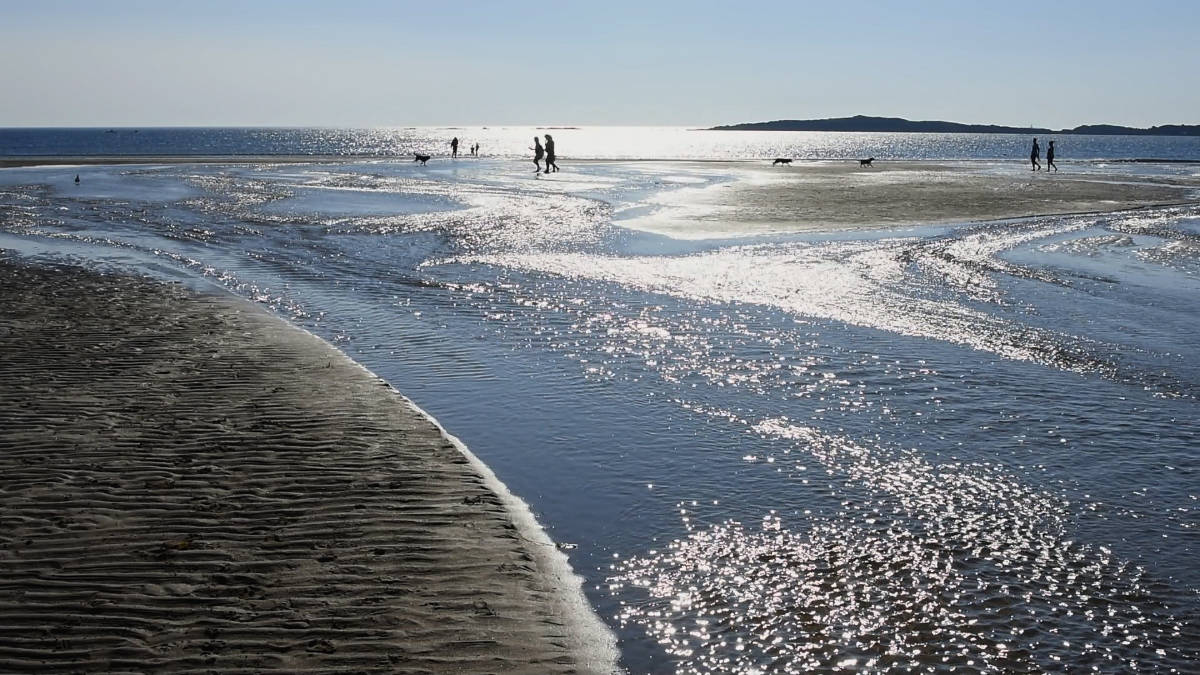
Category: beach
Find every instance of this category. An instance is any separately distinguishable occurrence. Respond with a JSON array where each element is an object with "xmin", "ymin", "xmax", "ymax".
[
  {"xmin": 0, "ymin": 156, "xmax": 364, "ymax": 168},
  {"xmin": 618, "ymin": 160, "xmax": 1200, "ymax": 237},
  {"xmin": 0, "ymin": 259, "xmax": 616, "ymax": 673},
  {"xmin": 2, "ymin": 145, "xmax": 1199, "ymax": 672}
]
